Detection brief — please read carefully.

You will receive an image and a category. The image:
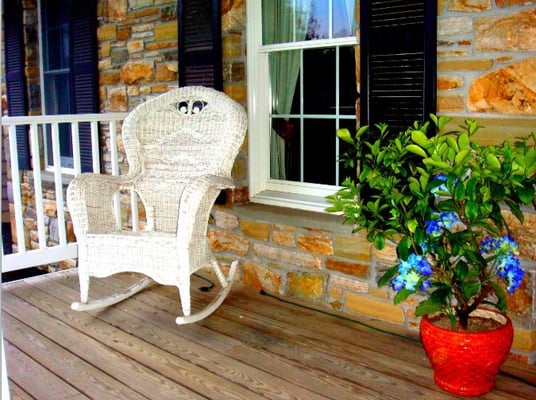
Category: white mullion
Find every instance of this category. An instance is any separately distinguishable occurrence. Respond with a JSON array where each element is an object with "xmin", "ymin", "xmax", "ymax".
[
  {"xmin": 335, "ymin": 45, "xmax": 341, "ymax": 185},
  {"xmin": 329, "ymin": 0, "xmax": 334, "ymax": 39},
  {"xmin": 299, "ymin": 49, "xmax": 305, "ymax": 183}
]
